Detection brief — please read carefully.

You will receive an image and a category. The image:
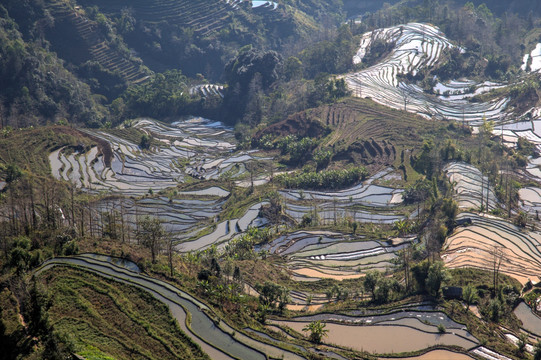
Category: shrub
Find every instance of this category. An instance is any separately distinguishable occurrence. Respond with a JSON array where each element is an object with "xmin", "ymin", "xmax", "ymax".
[
  {"xmin": 437, "ymin": 324, "xmax": 446, "ymax": 333},
  {"xmin": 276, "ymin": 167, "xmax": 367, "ymax": 190}
]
